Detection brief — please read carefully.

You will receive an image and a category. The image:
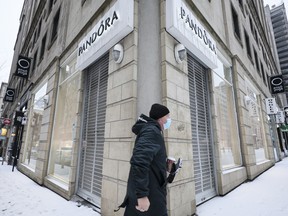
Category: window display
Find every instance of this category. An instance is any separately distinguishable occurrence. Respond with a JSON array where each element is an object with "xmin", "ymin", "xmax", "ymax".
[
  {"xmin": 212, "ymin": 58, "xmax": 242, "ymax": 169},
  {"xmin": 23, "ymin": 82, "xmax": 47, "ymax": 170},
  {"xmin": 48, "ymin": 55, "xmax": 80, "ymax": 183},
  {"xmin": 245, "ymin": 81, "xmax": 267, "ymax": 163}
]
